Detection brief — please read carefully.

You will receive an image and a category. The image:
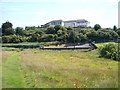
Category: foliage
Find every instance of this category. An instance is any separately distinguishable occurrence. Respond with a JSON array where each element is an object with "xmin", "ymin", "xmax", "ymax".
[
  {"xmin": 1, "ymin": 21, "xmax": 14, "ymax": 35},
  {"xmin": 54, "ymin": 25, "xmax": 63, "ymax": 33},
  {"xmin": 86, "ymin": 29, "xmax": 118, "ymax": 42},
  {"xmin": 15, "ymin": 27, "xmax": 24, "ymax": 36},
  {"xmin": 117, "ymin": 29, "xmax": 120, "ymax": 36},
  {"xmin": 45, "ymin": 27, "xmax": 55, "ymax": 34},
  {"xmin": 41, "ymin": 23, "xmax": 50, "ymax": 28},
  {"xmin": 25, "ymin": 26, "xmax": 36, "ymax": 30},
  {"xmin": 87, "ymin": 30, "xmax": 98, "ymax": 41},
  {"xmin": 113, "ymin": 25, "xmax": 117, "ymax": 31},
  {"xmin": 3, "ymin": 28, "xmax": 15, "ymax": 35},
  {"xmin": 28, "ymin": 33, "xmax": 40, "ymax": 42},
  {"xmin": 94, "ymin": 24, "xmax": 101, "ymax": 31},
  {"xmin": 1, "ymin": 21, "xmax": 119, "ymax": 44},
  {"xmin": 98, "ymin": 43, "xmax": 118, "ymax": 60},
  {"xmin": 2, "ymin": 35, "xmax": 26, "ymax": 43},
  {"xmin": 66, "ymin": 30, "xmax": 75, "ymax": 43}
]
